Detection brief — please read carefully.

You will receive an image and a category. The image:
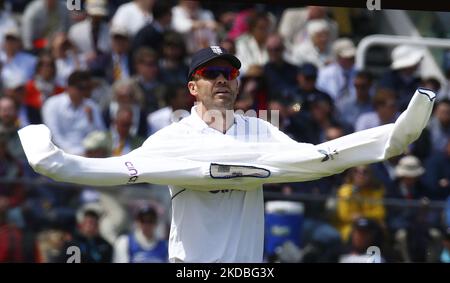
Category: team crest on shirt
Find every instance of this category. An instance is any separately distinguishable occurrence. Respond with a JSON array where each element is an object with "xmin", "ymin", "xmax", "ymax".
[
  {"xmin": 318, "ymin": 148, "xmax": 339, "ymax": 162},
  {"xmin": 210, "ymin": 46, "xmax": 223, "ymax": 55}
]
